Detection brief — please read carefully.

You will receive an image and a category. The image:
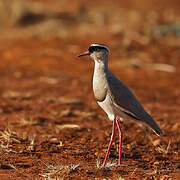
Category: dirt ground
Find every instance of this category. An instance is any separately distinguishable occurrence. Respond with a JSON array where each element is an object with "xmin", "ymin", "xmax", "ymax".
[{"xmin": 0, "ymin": 0, "xmax": 179, "ymax": 179}]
